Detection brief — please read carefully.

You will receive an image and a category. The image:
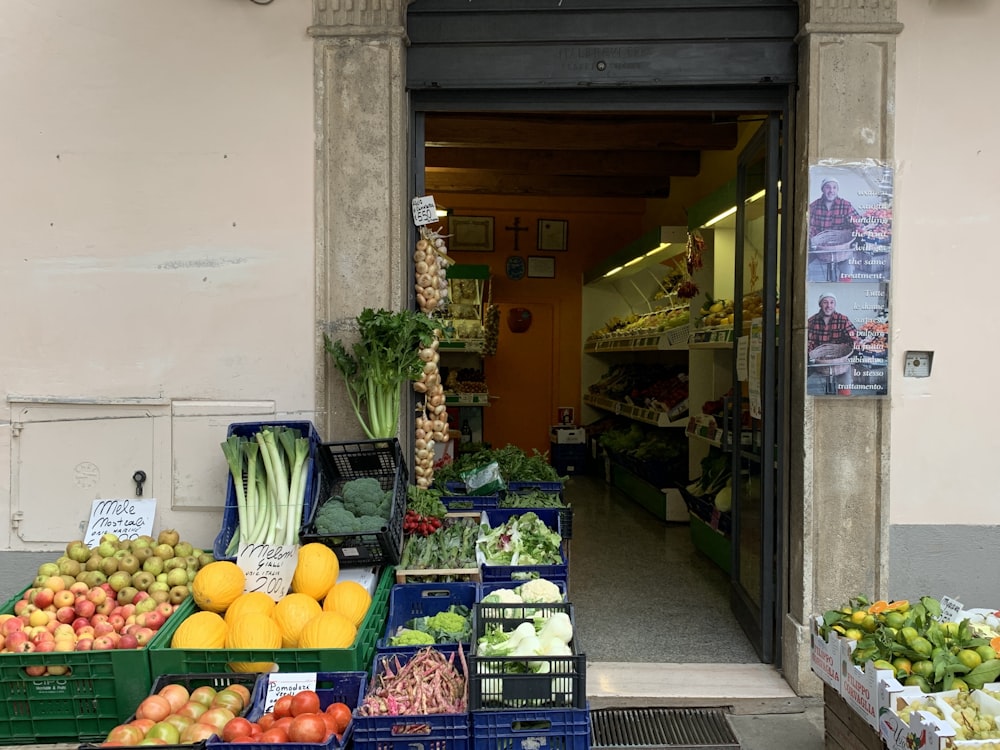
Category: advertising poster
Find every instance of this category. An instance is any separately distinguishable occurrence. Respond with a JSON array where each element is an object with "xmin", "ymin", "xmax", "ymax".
[{"xmin": 807, "ymin": 160, "xmax": 893, "ymax": 398}]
